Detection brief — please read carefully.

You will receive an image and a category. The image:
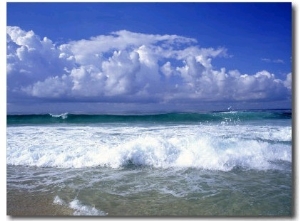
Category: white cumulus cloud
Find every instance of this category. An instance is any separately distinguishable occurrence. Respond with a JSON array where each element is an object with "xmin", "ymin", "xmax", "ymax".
[{"xmin": 7, "ymin": 26, "xmax": 291, "ymax": 104}]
